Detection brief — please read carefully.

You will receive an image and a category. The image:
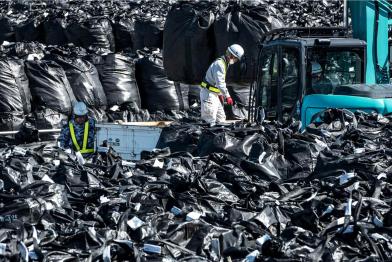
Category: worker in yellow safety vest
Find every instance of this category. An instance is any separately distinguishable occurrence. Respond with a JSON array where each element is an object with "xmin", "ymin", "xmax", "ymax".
[
  {"xmin": 200, "ymin": 44, "xmax": 244, "ymax": 126},
  {"xmin": 59, "ymin": 102, "xmax": 95, "ymax": 157}
]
